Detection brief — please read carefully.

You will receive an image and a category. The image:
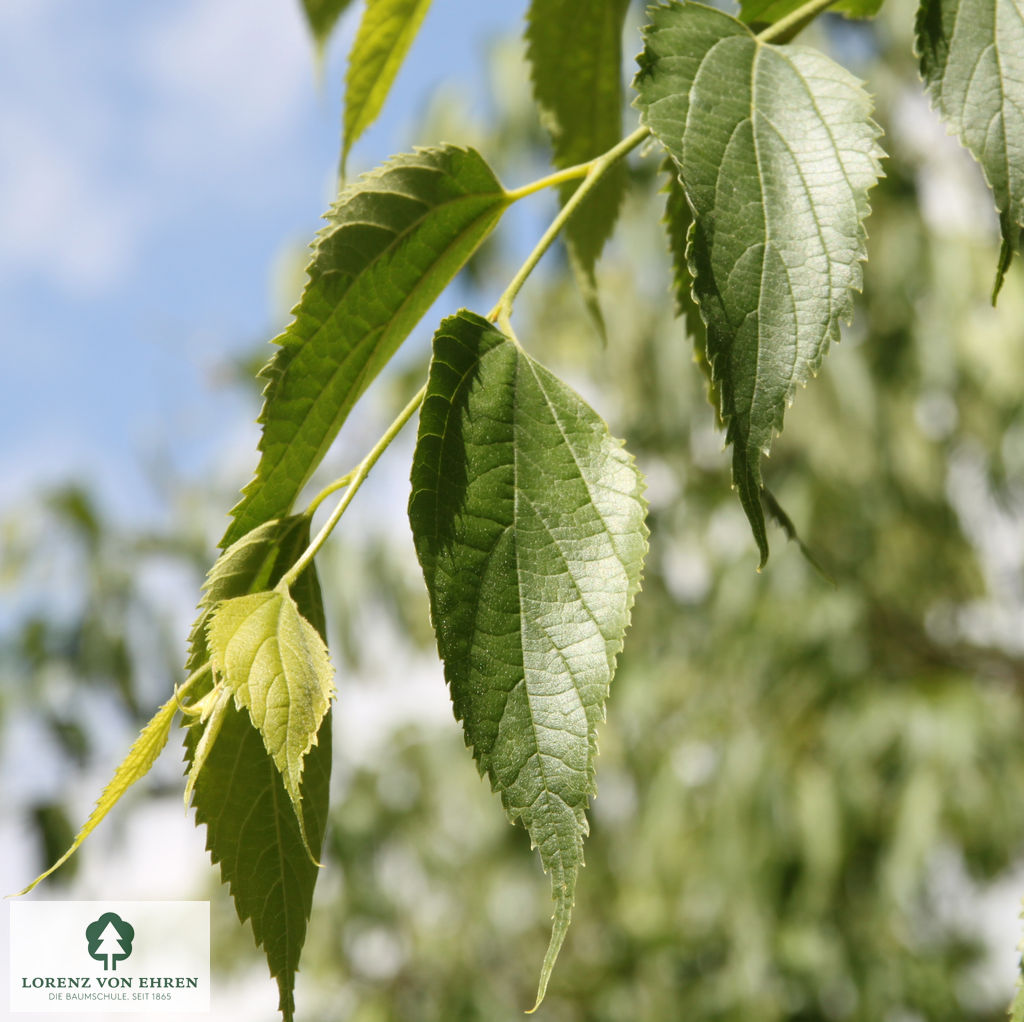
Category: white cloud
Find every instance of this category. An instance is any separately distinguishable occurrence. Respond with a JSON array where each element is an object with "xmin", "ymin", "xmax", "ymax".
[
  {"xmin": 0, "ymin": 0, "xmax": 323, "ymax": 299},
  {"xmin": 0, "ymin": 8, "xmax": 146, "ymax": 296},
  {"xmin": 137, "ymin": 0, "xmax": 315, "ymax": 178},
  {"xmin": 0, "ymin": 109, "xmax": 142, "ymax": 294}
]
